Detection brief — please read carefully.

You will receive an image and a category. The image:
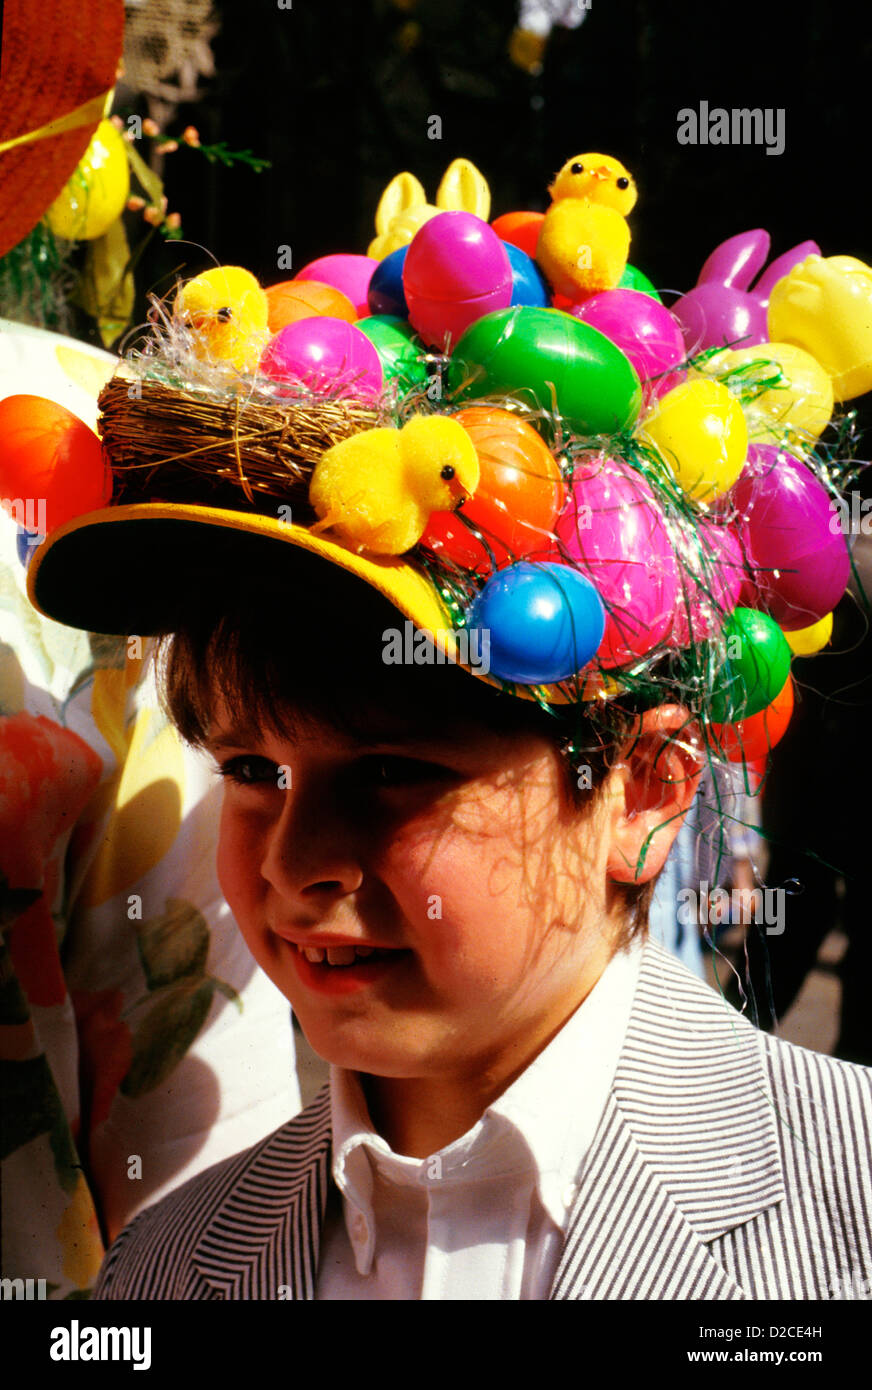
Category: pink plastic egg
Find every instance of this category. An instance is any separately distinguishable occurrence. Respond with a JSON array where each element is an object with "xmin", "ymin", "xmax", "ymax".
[
  {"xmin": 260, "ymin": 317, "xmax": 383, "ymax": 398},
  {"xmin": 295, "ymin": 254, "xmax": 379, "ymax": 318},
  {"xmin": 731, "ymin": 445, "xmax": 850, "ymax": 629},
  {"xmin": 403, "ymin": 211, "xmax": 513, "ymax": 351},
  {"xmin": 568, "ymin": 289, "xmax": 687, "ymax": 401},
  {"xmin": 671, "ymin": 519, "xmax": 746, "ymax": 645},
  {"xmin": 554, "ymin": 455, "xmax": 679, "ymax": 667}
]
